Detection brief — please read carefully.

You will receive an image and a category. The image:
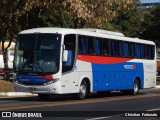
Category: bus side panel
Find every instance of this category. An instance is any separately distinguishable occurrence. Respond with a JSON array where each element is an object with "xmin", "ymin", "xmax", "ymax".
[
  {"xmin": 61, "ymin": 60, "xmax": 93, "ymax": 94},
  {"xmin": 92, "ymin": 72, "xmax": 109, "ymax": 91},
  {"xmin": 92, "ymin": 62, "xmax": 144, "ymax": 92},
  {"xmin": 143, "ymin": 62, "xmax": 156, "ymax": 88}
]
